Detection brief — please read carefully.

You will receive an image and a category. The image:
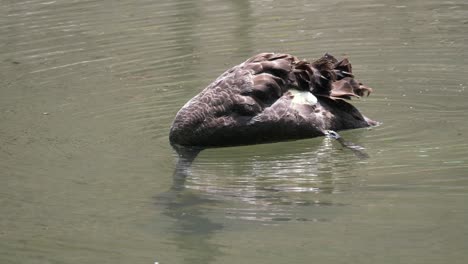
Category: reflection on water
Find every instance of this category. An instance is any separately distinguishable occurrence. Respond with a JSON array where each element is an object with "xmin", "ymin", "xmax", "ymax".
[
  {"xmin": 191, "ymin": 138, "xmax": 359, "ymax": 197},
  {"xmin": 157, "ymin": 136, "xmax": 366, "ymax": 263},
  {"xmin": 160, "ymin": 135, "xmax": 368, "ymax": 224}
]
